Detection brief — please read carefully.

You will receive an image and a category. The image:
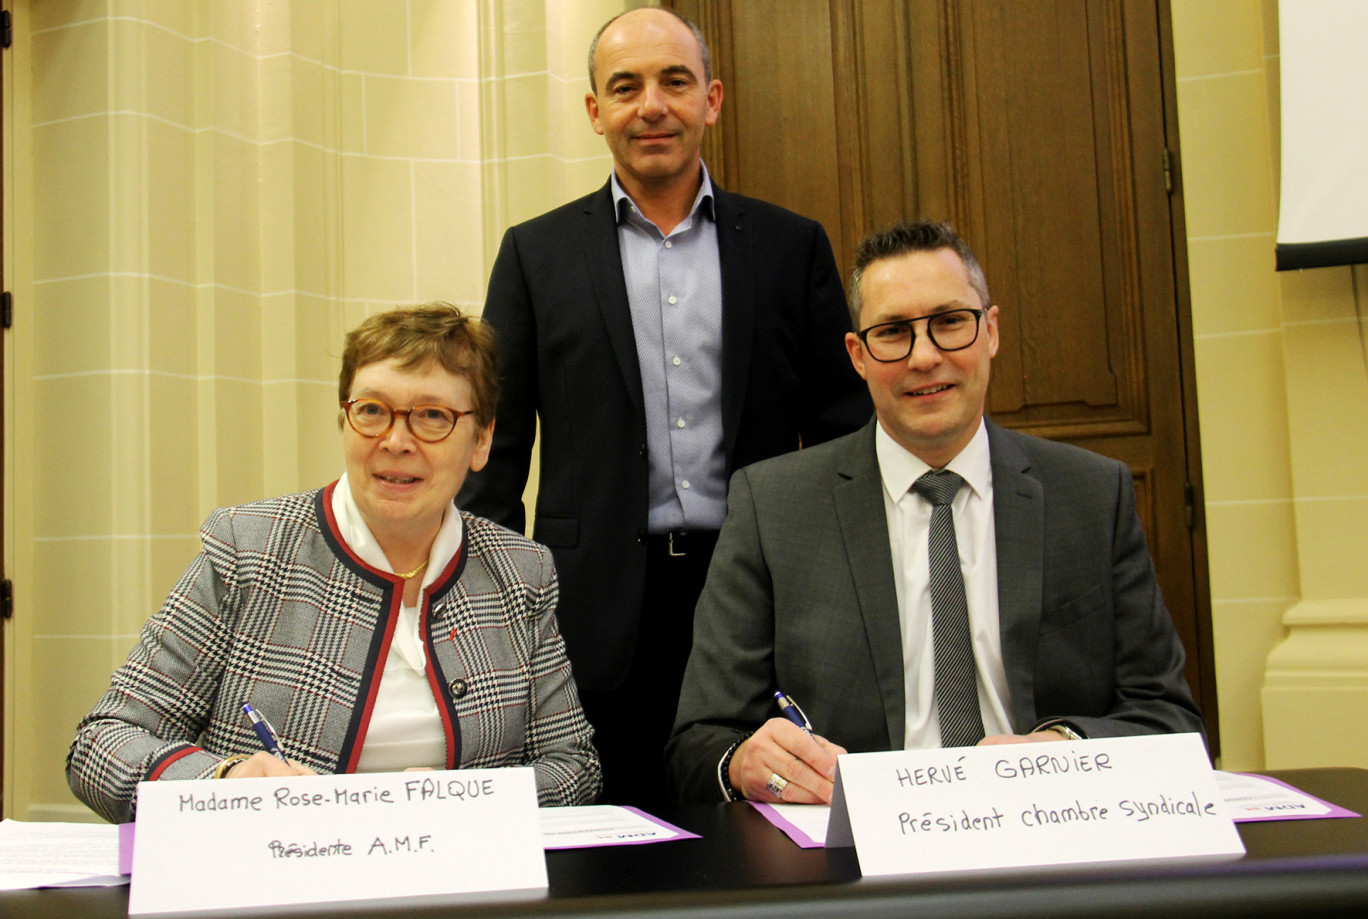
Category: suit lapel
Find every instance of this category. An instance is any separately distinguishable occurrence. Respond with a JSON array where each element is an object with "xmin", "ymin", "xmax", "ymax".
[
  {"xmin": 832, "ymin": 423, "xmax": 906, "ymax": 748},
  {"xmin": 582, "ymin": 182, "xmax": 645, "ymax": 414},
  {"xmin": 986, "ymin": 421, "xmax": 1045, "ymax": 732},
  {"xmin": 713, "ymin": 188, "xmax": 755, "ymax": 466}
]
